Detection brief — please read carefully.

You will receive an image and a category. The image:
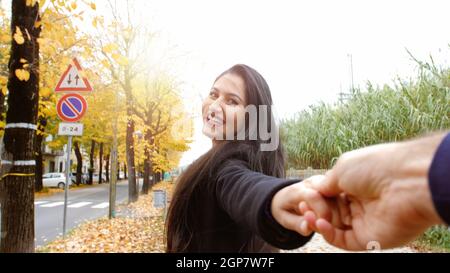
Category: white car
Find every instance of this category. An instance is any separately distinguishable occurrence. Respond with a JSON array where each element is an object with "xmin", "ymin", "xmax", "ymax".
[
  {"xmin": 92, "ymin": 173, "xmax": 106, "ymax": 183},
  {"xmin": 42, "ymin": 173, "xmax": 72, "ymax": 189}
]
